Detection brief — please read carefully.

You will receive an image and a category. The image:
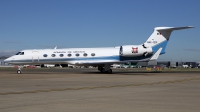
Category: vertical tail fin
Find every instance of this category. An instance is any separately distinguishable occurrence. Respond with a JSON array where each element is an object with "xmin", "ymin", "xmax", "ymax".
[{"xmin": 144, "ymin": 26, "xmax": 194, "ymax": 54}]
